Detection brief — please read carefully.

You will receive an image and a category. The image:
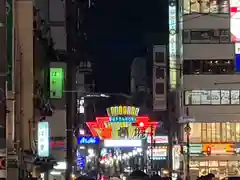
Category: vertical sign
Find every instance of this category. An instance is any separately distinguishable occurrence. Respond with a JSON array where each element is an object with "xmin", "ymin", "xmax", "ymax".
[
  {"xmin": 37, "ymin": 122, "xmax": 49, "ymax": 157},
  {"xmin": 169, "ymin": 1, "xmax": 177, "ymax": 89},
  {"xmin": 230, "ymin": 0, "xmax": 240, "ymax": 42},
  {"xmin": 50, "ymin": 68, "xmax": 64, "ymax": 99},
  {"xmin": 7, "ymin": 0, "xmax": 13, "ymax": 90}
]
